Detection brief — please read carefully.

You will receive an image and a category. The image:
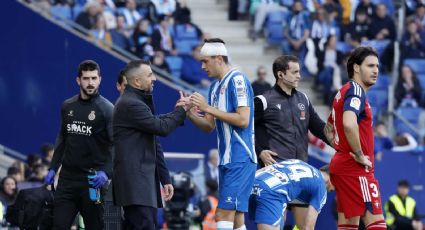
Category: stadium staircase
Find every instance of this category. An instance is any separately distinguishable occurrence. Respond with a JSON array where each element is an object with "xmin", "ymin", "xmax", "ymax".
[{"xmin": 186, "ymin": 0, "xmax": 331, "ymax": 119}]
